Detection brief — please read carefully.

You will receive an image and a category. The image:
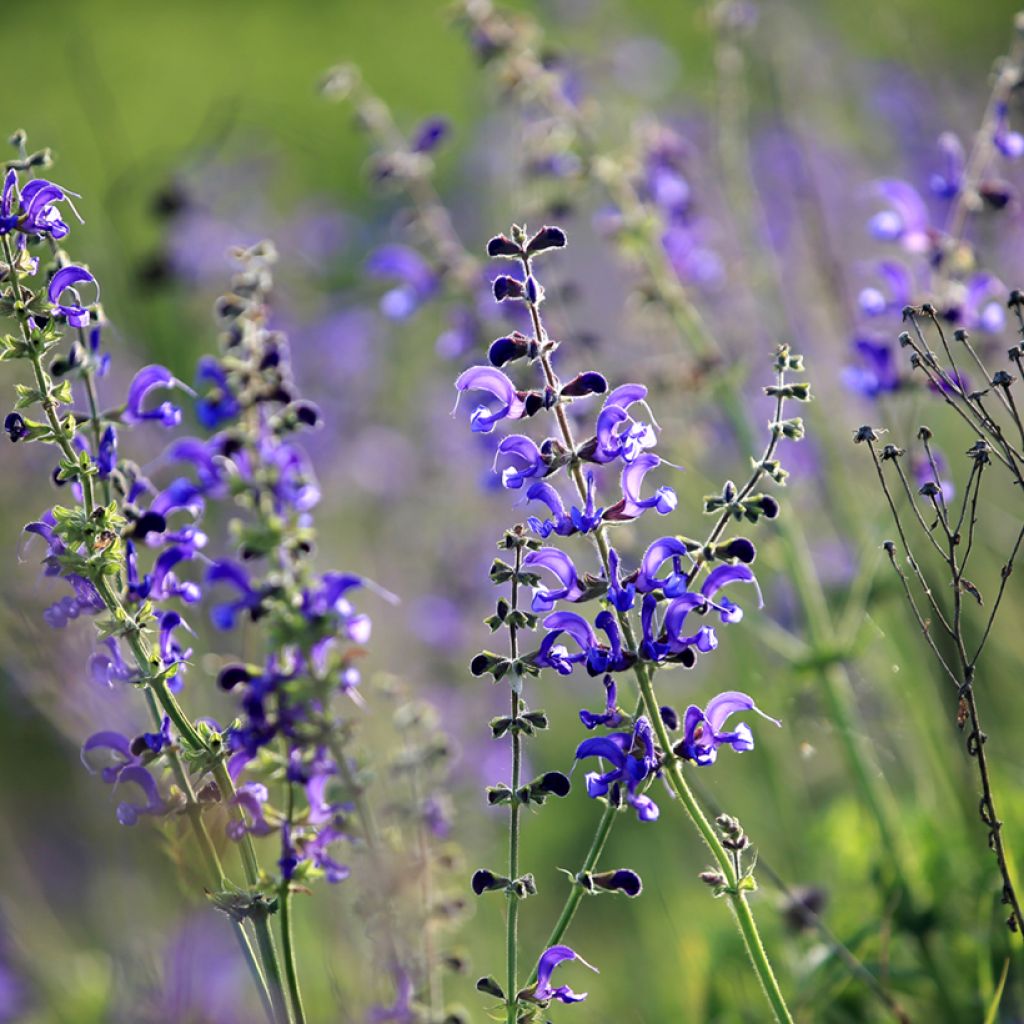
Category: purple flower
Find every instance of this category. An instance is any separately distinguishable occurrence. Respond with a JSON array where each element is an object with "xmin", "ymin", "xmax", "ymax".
[
  {"xmin": 81, "ymin": 730, "xmax": 137, "ymax": 783},
  {"xmin": 206, "ymin": 560, "xmax": 263, "ymax": 630},
  {"xmin": 366, "ymin": 244, "xmax": 438, "ymax": 319},
  {"xmin": 994, "ymin": 101, "xmax": 1024, "ymax": 159},
  {"xmin": 958, "ymin": 272, "xmax": 1006, "ymax": 334},
  {"xmin": 454, "ymin": 365, "xmax": 526, "ymax": 433},
  {"xmin": 636, "ymin": 536, "xmax": 693, "ymax": 595},
  {"xmin": 678, "ymin": 691, "xmax": 780, "ymax": 766},
  {"xmin": 112, "ymin": 764, "xmax": 168, "ymax": 826},
  {"xmin": 857, "ymin": 261, "xmax": 913, "ymax": 318},
  {"xmin": 535, "ymin": 610, "xmax": 631, "ymax": 676},
  {"xmin": 868, "ymin": 179, "xmax": 932, "ymax": 253},
  {"xmin": 841, "ymin": 337, "xmax": 901, "ymax": 400},
  {"xmin": 96, "ymin": 425, "xmax": 117, "ymax": 478},
  {"xmin": 591, "ymin": 383, "xmax": 658, "ymax": 464},
  {"xmin": 493, "ymin": 434, "xmax": 547, "ymax": 489},
  {"xmin": 928, "ymin": 132, "xmax": 965, "ymax": 199},
  {"xmin": 523, "ymin": 547, "xmax": 585, "ymax": 612},
  {"xmin": 609, "ymin": 453, "xmax": 677, "ymax": 519},
  {"xmin": 194, "ymin": 355, "xmax": 240, "ymax": 429},
  {"xmin": 48, "ymin": 265, "xmax": 98, "ymax": 328},
  {"xmin": 227, "ymin": 781, "xmax": 276, "ymax": 840},
  {"xmin": 606, "ymin": 547, "xmax": 636, "ymax": 611},
  {"xmin": 575, "ymin": 716, "xmax": 660, "ymax": 822},
  {"xmin": 524, "ymin": 474, "xmax": 603, "ymax": 538},
  {"xmin": 579, "ymin": 675, "xmax": 626, "ymax": 730},
  {"xmin": 122, "ymin": 364, "xmax": 189, "ymax": 428},
  {"xmin": 528, "ymin": 945, "xmax": 598, "ymax": 1005},
  {"xmin": 18, "ymin": 178, "xmax": 82, "ymax": 239}
]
